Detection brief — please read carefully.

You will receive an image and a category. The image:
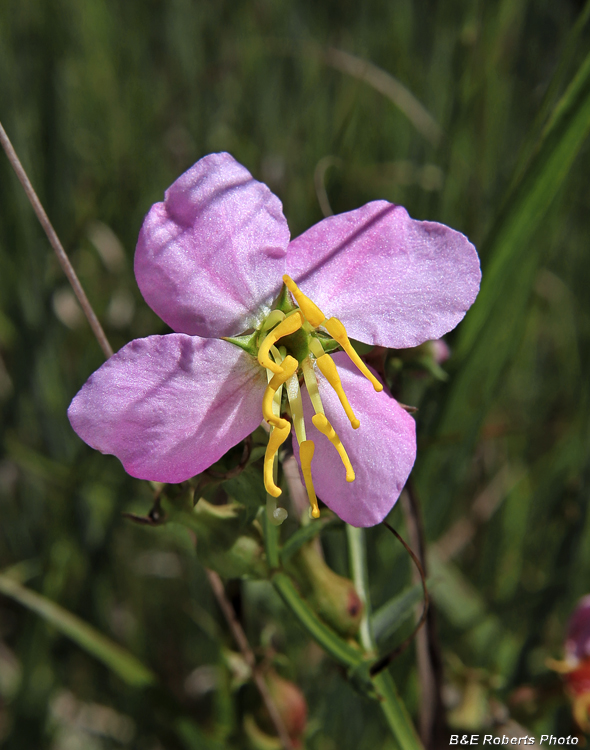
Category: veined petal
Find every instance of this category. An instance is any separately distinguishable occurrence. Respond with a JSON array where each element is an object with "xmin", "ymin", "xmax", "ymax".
[
  {"xmin": 286, "ymin": 201, "xmax": 481, "ymax": 348},
  {"xmin": 68, "ymin": 335, "xmax": 266, "ymax": 483},
  {"xmin": 294, "ymin": 353, "xmax": 416, "ymax": 527},
  {"xmin": 135, "ymin": 153, "xmax": 289, "ymax": 338}
]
